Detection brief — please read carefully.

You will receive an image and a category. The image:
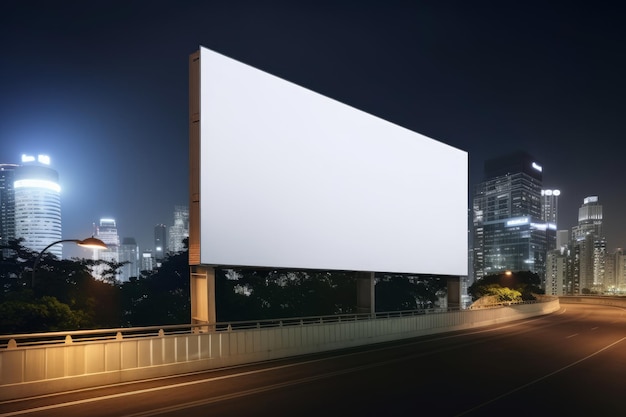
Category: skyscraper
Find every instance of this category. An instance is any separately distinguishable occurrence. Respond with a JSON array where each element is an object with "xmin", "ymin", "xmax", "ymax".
[
  {"xmin": 92, "ymin": 218, "xmax": 120, "ymax": 280},
  {"xmin": 0, "ymin": 164, "xmax": 18, "ymax": 252},
  {"xmin": 472, "ymin": 151, "xmax": 548, "ymax": 281},
  {"xmin": 13, "ymin": 155, "xmax": 62, "ymax": 258},
  {"xmin": 168, "ymin": 205, "xmax": 189, "ymax": 253},
  {"xmin": 141, "ymin": 251, "xmax": 155, "ymax": 272},
  {"xmin": 571, "ymin": 196, "xmax": 606, "ymax": 293},
  {"xmin": 154, "ymin": 224, "xmax": 167, "ymax": 263},
  {"xmin": 119, "ymin": 237, "xmax": 139, "ymax": 282}
]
